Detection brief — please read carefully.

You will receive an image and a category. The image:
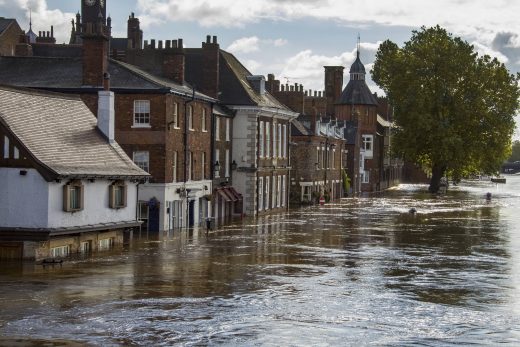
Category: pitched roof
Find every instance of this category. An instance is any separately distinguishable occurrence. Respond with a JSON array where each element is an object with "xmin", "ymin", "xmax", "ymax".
[
  {"xmin": 0, "ymin": 18, "xmax": 15, "ymax": 35},
  {"xmin": 0, "ymin": 86, "xmax": 149, "ymax": 180},
  {"xmin": 0, "ymin": 56, "xmax": 216, "ymax": 101},
  {"xmin": 337, "ymin": 79, "xmax": 378, "ymax": 106},
  {"xmin": 349, "ymin": 52, "xmax": 366, "ymax": 74},
  {"xmin": 219, "ymin": 50, "xmax": 292, "ymax": 110}
]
